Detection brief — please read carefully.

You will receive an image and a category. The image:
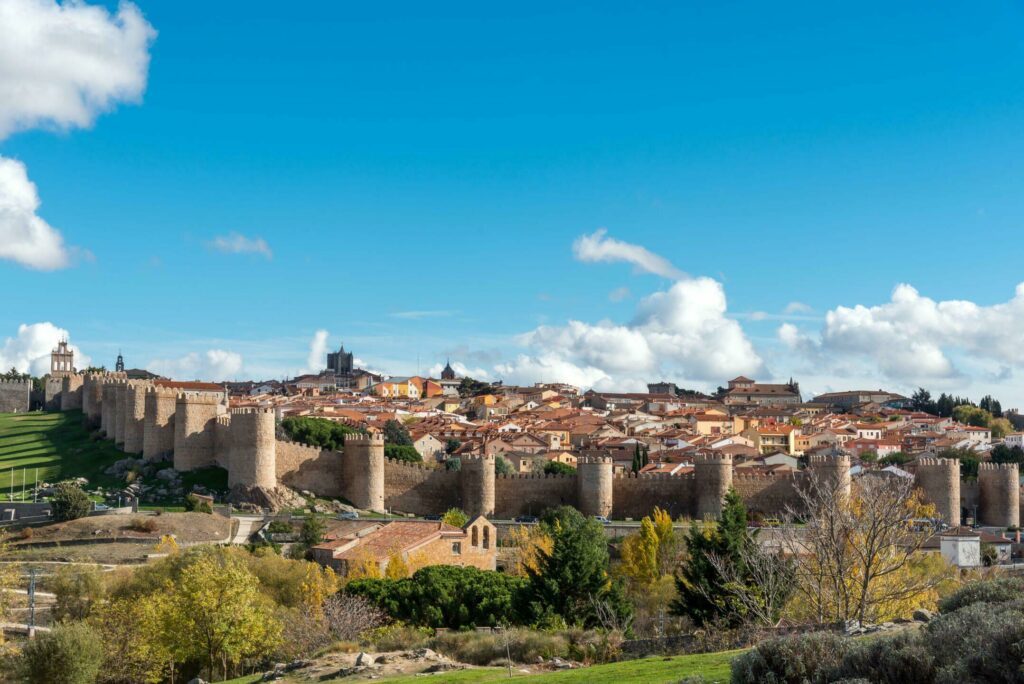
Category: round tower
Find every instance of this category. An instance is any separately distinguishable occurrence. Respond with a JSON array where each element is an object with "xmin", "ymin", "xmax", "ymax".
[
  {"xmin": 173, "ymin": 392, "xmax": 223, "ymax": 471},
  {"xmin": 808, "ymin": 454, "xmax": 852, "ymax": 501},
  {"xmin": 113, "ymin": 381, "xmax": 129, "ymax": 446},
  {"xmin": 577, "ymin": 455, "xmax": 613, "ymax": 518},
  {"xmin": 227, "ymin": 408, "xmax": 277, "ymax": 489},
  {"xmin": 60, "ymin": 374, "xmax": 84, "ymax": 412},
  {"xmin": 461, "ymin": 454, "xmax": 496, "ymax": 518},
  {"xmin": 342, "ymin": 433, "xmax": 385, "ymax": 512},
  {"xmin": 915, "ymin": 457, "xmax": 961, "ymax": 527},
  {"xmin": 979, "ymin": 462, "xmax": 1020, "ymax": 528},
  {"xmin": 122, "ymin": 382, "xmax": 149, "ymax": 454},
  {"xmin": 143, "ymin": 387, "xmax": 177, "ymax": 461},
  {"xmin": 694, "ymin": 452, "xmax": 733, "ymax": 520}
]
